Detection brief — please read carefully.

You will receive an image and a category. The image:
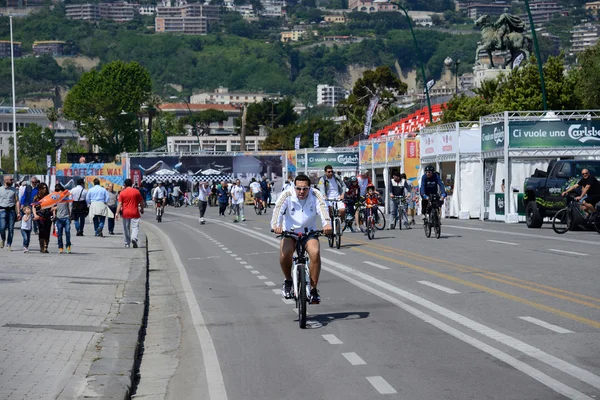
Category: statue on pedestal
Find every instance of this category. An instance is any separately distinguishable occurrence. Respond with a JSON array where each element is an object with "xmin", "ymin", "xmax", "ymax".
[{"xmin": 474, "ymin": 10, "xmax": 533, "ymax": 68}]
